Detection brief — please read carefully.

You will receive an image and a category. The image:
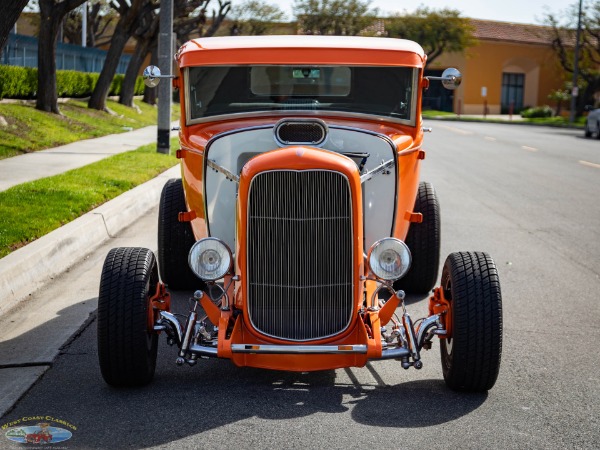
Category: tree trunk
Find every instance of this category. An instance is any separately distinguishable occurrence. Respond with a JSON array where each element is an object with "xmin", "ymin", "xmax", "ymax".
[
  {"xmin": 35, "ymin": 0, "xmax": 86, "ymax": 114},
  {"xmin": 0, "ymin": 0, "xmax": 29, "ymax": 55},
  {"xmin": 36, "ymin": 3, "xmax": 61, "ymax": 113},
  {"xmin": 88, "ymin": 25, "xmax": 130, "ymax": 110},
  {"xmin": 119, "ymin": 36, "xmax": 152, "ymax": 107},
  {"xmin": 88, "ymin": 0, "xmax": 147, "ymax": 111}
]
